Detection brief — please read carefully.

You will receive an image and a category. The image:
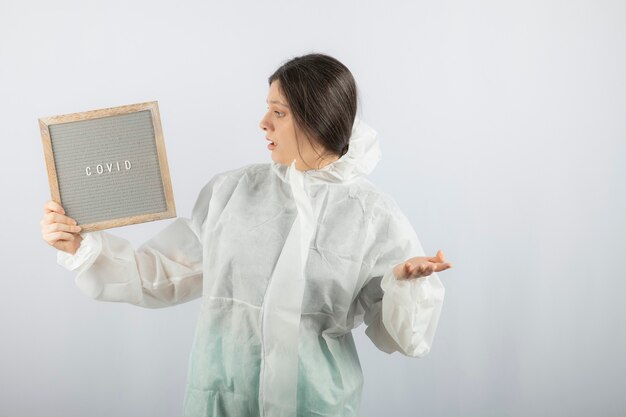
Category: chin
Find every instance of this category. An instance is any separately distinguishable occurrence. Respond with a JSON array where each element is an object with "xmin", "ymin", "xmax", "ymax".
[{"xmin": 270, "ymin": 153, "xmax": 287, "ymax": 165}]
